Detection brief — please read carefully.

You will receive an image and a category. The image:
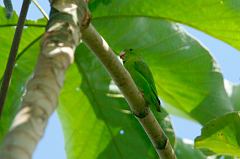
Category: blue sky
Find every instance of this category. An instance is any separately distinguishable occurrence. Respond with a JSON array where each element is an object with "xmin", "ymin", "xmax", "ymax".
[{"xmin": 1, "ymin": 1, "xmax": 240, "ymax": 159}]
